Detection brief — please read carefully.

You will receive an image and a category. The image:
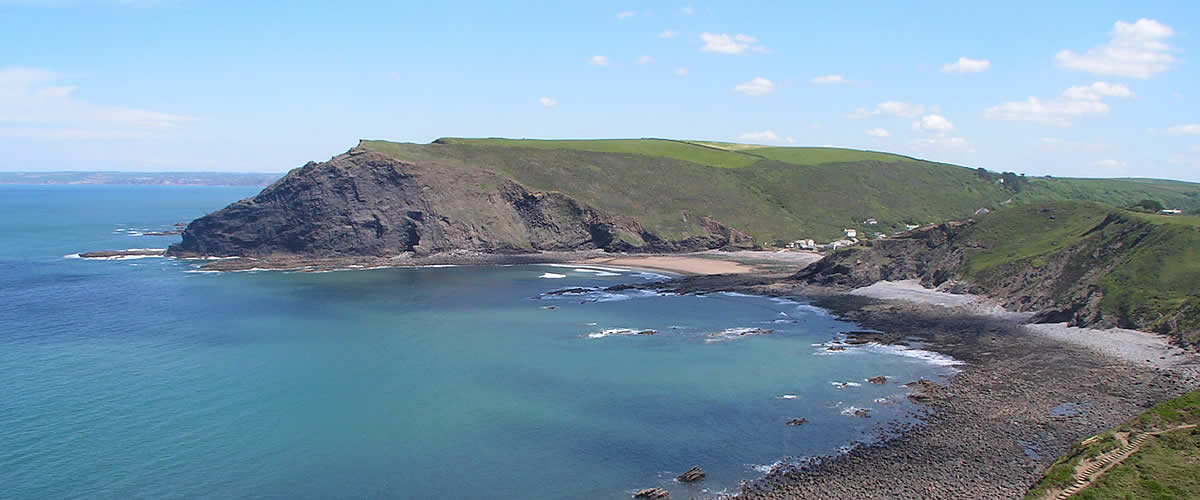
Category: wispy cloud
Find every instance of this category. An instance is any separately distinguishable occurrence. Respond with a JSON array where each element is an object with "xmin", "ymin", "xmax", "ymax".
[
  {"xmin": 538, "ymin": 97, "xmax": 557, "ymax": 107},
  {"xmin": 847, "ymin": 101, "xmax": 925, "ymax": 119},
  {"xmin": 733, "ymin": 77, "xmax": 775, "ymax": 97},
  {"xmin": 984, "ymin": 82, "xmax": 1133, "ymax": 127},
  {"xmin": 865, "ymin": 128, "xmax": 890, "ymax": 137},
  {"xmin": 1062, "ymin": 81, "xmax": 1133, "ymax": 100},
  {"xmin": 699, "ymin": 33, "xmax": 766, "ymax": 54},
  {"xmin": 1057, "ymin": 19, "xmax": 1175, "ymax": 78},
  {"xmin": 810, "ymin": 74, "xmax": 850, "ymax": 85},
  {"xmin": 941, "ymin": 57, "xmax": 990, "ymax": 73},
  {"xmin": 0, "ymin": 66, "xmax": 193, "ymax": 136},
  {"xmin": 738, "ymin": 130, "xmax": 778, "ymax": 142},
  {"xmin": 1167, "ymin": 124, "xmax": 1200, "ymax": 136},
  {"xmin": 636, "ymin": 55, "xmax": 653, "ymax": 65},
  {"xmin": 589, "ymin": 55, "xmax": 609, "ymax": 66},
  {"xmin": 658, "ymin": 30, "xmax": 679, "ymax": 39},
  {"xmin": 674, "ymin": 67, "xmax": 689, "ymax": 76},
  {"xmin": 616, "ymin": 10, "xmax": 635, "ymax": 19}
]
